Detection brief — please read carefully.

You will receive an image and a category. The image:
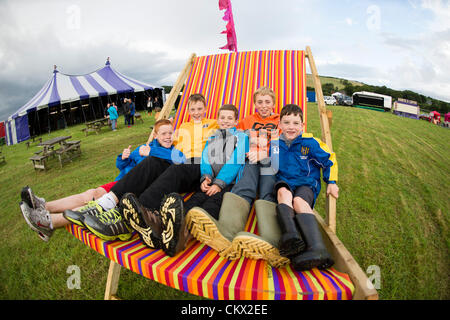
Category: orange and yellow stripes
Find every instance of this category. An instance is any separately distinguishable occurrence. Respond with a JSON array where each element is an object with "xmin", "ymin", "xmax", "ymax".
[{"xmin": 174, "ymin": 50, "xmax": 307, "ymax": 131}]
